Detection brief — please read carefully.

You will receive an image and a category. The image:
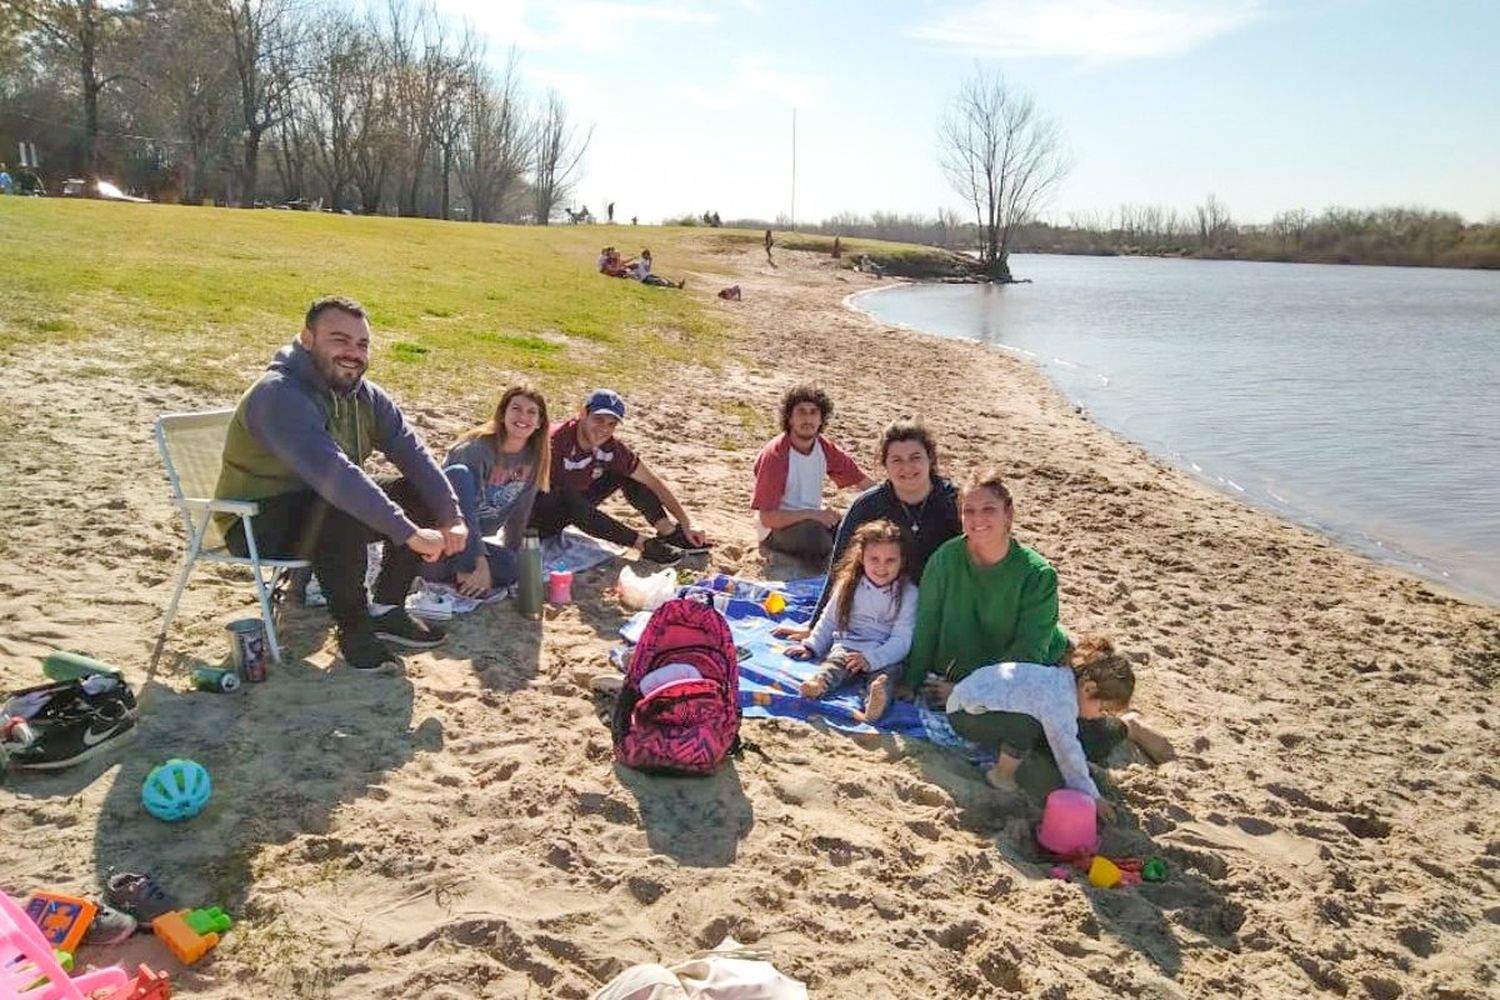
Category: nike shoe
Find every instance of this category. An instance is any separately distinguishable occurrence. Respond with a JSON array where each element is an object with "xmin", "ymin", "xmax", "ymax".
[
  {"xmin": 7, "ymin": 698, "xmax": 137, "ymax": 770},
  {"xmin": 372, "ymin": 608, "xmax": 446, "ymax": 649},
  {"xmin": 659, "ymin": 526, "xmax": 712, "ymax": 555},
  {"xmin": 639, "ymin": 537, "xmax": 683, "ymax": 565},
  {"xmin": 3, "ymin": 674, "xmax": 138, "ymax": 725}
]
